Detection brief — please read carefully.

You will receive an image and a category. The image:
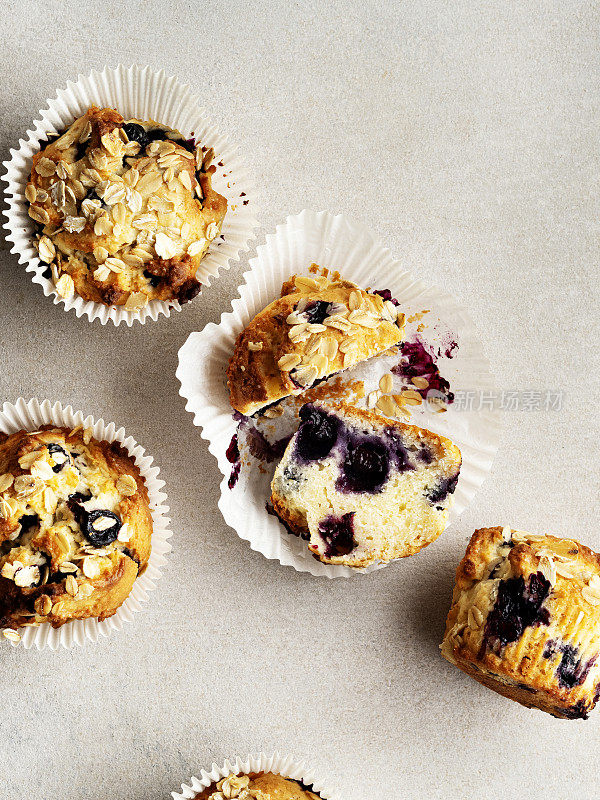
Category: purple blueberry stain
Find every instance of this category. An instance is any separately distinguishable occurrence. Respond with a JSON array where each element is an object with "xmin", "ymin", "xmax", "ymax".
[
  {"xmin": 392, "ymin": 336, "xmax": 455, "ymax": 403},
  {"xmin": 226, "ymin": 416, "xmax": 293, "ymax": 489},
  {"xmin": 317, "ymin": 512, "xmax": 357, "ymax": 557},
  {"xmin": 226, "ymin": 432, "xmax": 241, "ymax": 489},
  {"xmin": 228, "ymin": 462, "xmax": 241, "ymax": 489},
  {"xmin": 543, "ymin": 640, "xmax": 598, "ymax": 689},
  {"xmin": 245, "ymin": 428, "xmax": 292, "ymax": 463},
  {"xmin": 483, "ymin": 571, "xmax": 551, "ymax": 653}
]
